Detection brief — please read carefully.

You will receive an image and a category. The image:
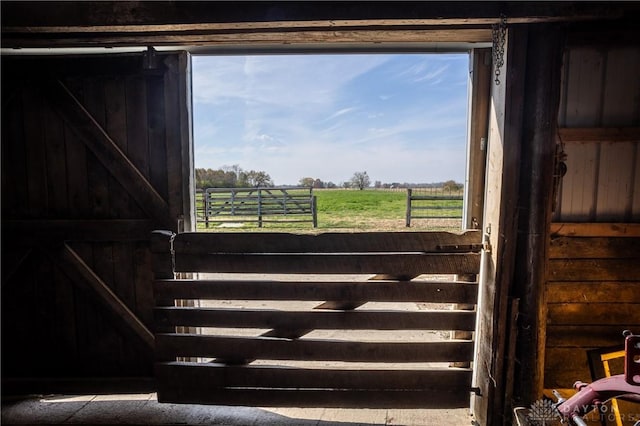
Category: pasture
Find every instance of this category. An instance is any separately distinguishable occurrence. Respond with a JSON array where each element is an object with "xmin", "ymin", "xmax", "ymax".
[{"xmin": 196, "ymin": 188, "xmax": 463, "ymax": 232}]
